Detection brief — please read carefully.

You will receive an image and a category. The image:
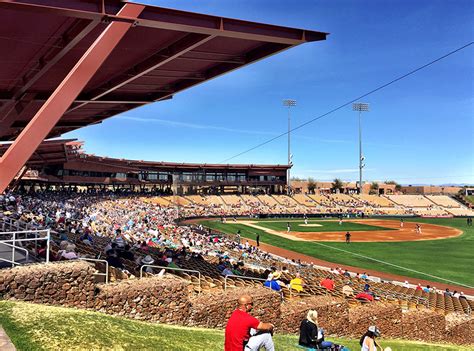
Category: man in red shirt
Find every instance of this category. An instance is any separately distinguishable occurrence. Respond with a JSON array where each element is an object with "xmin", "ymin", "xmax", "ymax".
[
  {"xmin": 355, "ymin": 291, "xmax": 374, "ymax": 302},
  {"xmin": 225, "ymin": 294, "xmax": 275, "ymax": 351},
  {"xmin": 320, "ymin": 276, "xmax": 335, "ymax": 291}
]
